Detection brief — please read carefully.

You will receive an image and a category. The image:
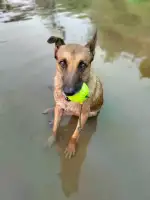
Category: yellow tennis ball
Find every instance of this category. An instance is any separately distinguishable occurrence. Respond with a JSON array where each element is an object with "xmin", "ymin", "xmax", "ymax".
[{"xmin": 67, "ymin": 83, "xmax": 89, "ymax": 104}]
